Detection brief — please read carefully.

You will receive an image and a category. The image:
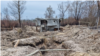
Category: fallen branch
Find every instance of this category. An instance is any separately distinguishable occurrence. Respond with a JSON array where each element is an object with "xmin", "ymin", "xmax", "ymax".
[
  {"xmin": 26, "ymin": 49, "xmax": 74, "ymax": 56},
  {"xmin": 26, "ymin": 49, "xmax": 39, "ymax": 56},
  {"xmin": 14, "ymin": 40, "xmax": 20, "ymax": 48}
]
